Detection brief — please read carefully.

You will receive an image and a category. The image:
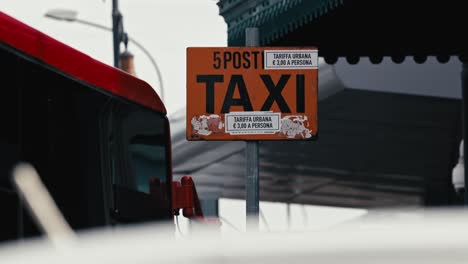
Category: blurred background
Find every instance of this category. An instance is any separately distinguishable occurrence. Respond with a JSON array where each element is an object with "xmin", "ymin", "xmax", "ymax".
[{"xmin": 0, "ymin": 0, "xmax": 464, "ymax": 235}]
